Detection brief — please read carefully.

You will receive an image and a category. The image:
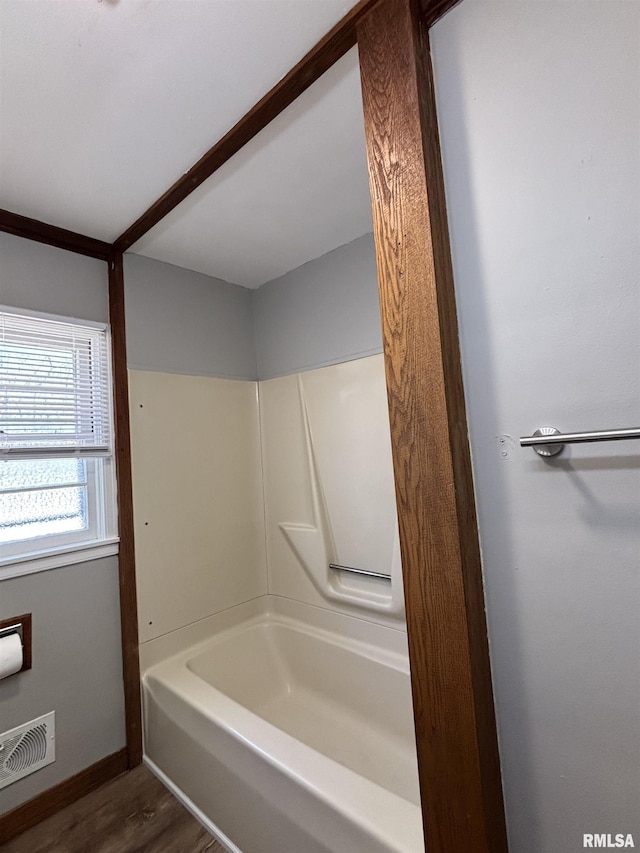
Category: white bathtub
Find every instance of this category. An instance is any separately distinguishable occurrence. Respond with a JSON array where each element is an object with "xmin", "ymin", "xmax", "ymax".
[{"xmin": 142, "ymin": 597, "xmax": 424, "ymax": 853}]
